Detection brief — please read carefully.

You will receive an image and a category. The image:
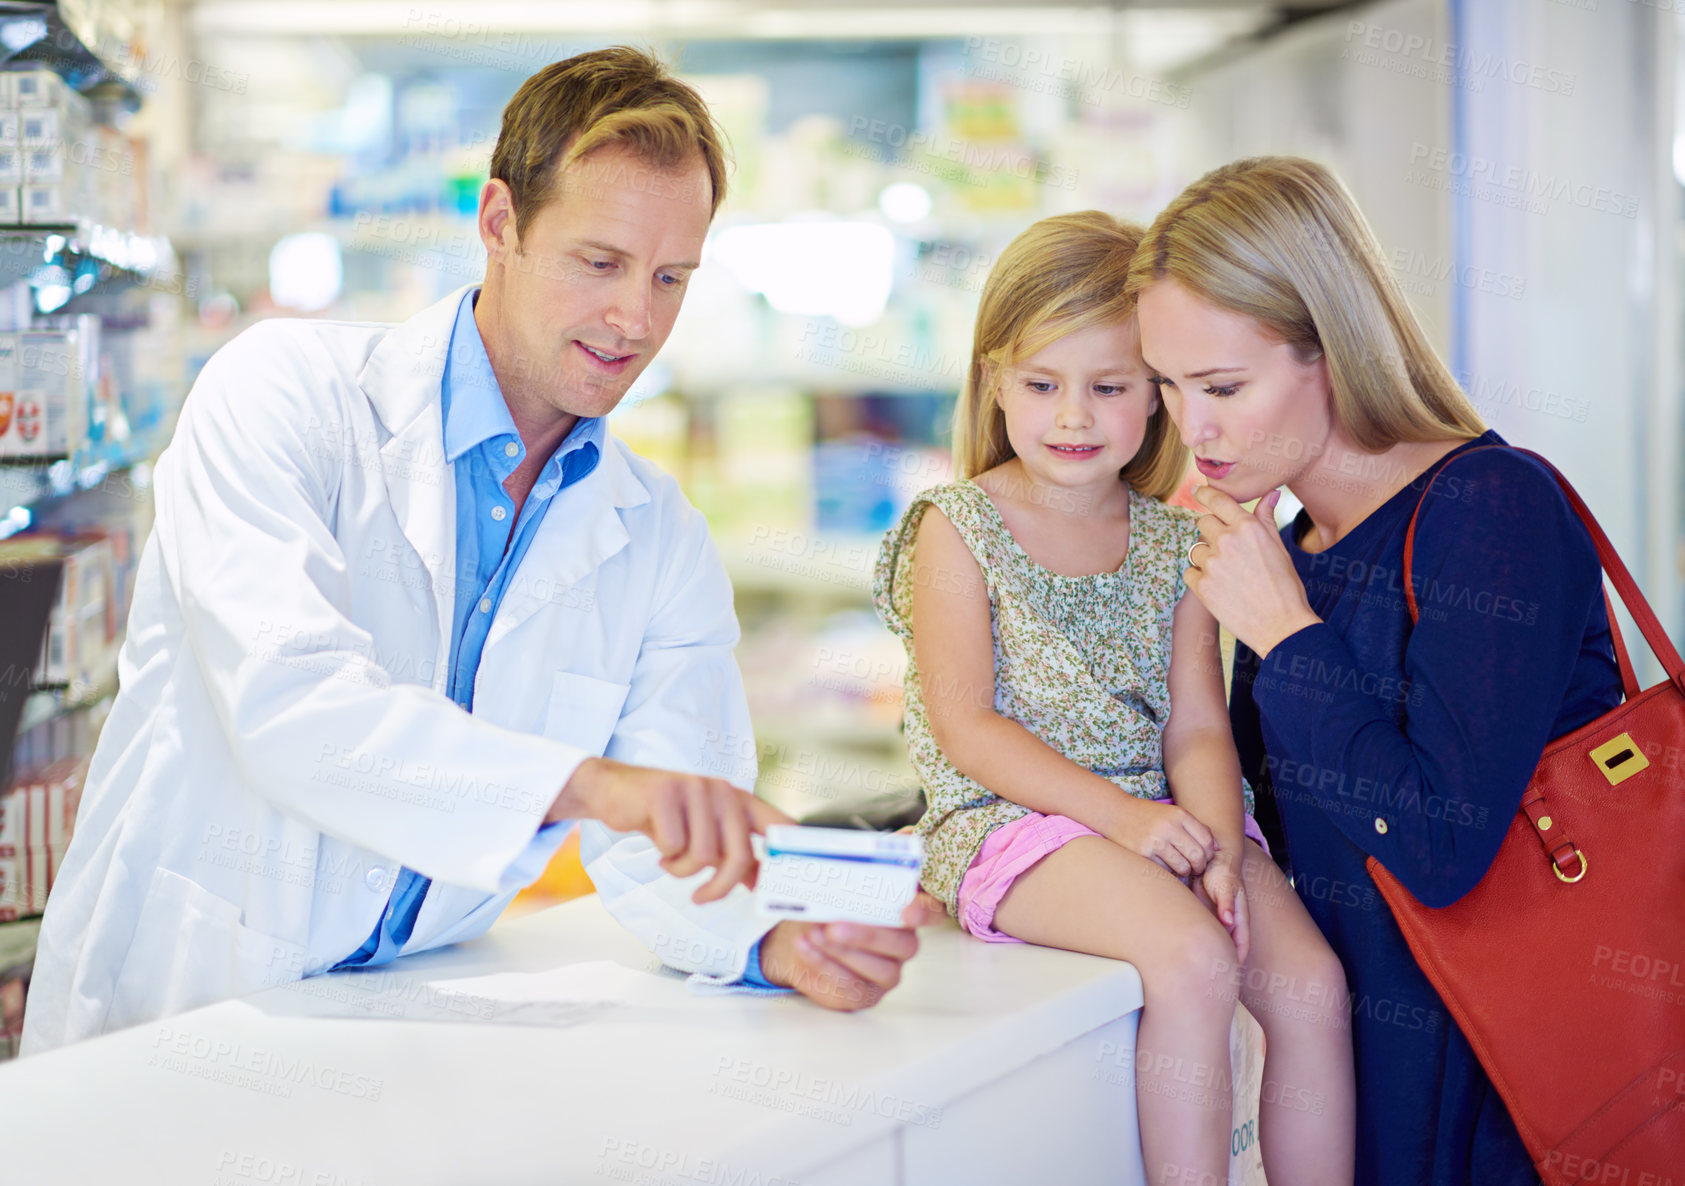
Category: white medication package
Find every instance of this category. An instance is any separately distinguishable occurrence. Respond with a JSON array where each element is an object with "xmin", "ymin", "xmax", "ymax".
[{"xmin": 753, "ymin": 825, "xmax": 924, "ymax": 927}]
